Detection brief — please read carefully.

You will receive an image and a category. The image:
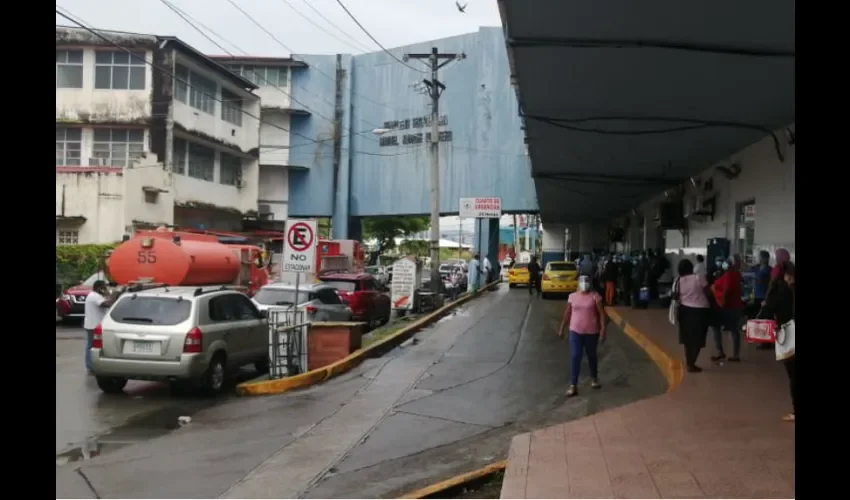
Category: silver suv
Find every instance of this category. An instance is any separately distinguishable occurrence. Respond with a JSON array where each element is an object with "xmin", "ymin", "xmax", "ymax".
[{"xmin": 91, "ymin": 286, "xmax": 269, "ymax": 395}]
